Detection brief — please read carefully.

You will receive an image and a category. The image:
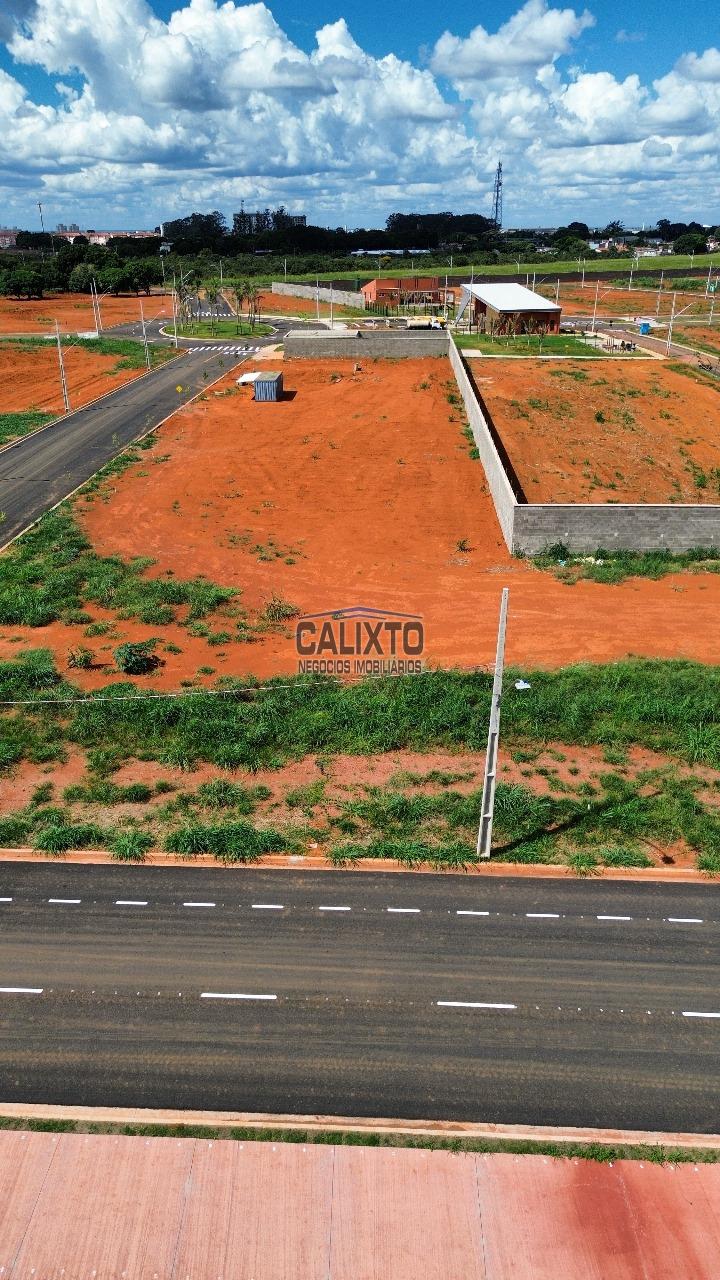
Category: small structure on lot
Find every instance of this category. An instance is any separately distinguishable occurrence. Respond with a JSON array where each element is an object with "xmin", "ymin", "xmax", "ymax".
[
  {"xmin": 457, "ymin": 283, "xmax": 561, "ymax": 335},
  {"xmin": 253, "ymin": 370, "xmax": 283, "ymax": 402},
  {"xmin": 361, "ymin": 276, "xmax": 463, "ymax": 309}
]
